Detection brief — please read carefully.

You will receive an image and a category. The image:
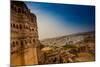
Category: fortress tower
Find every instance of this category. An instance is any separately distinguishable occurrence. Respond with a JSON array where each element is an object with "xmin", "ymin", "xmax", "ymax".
[{"xmin": 11, "ymin": 1, "xmax": 42, "ymax": 66}]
